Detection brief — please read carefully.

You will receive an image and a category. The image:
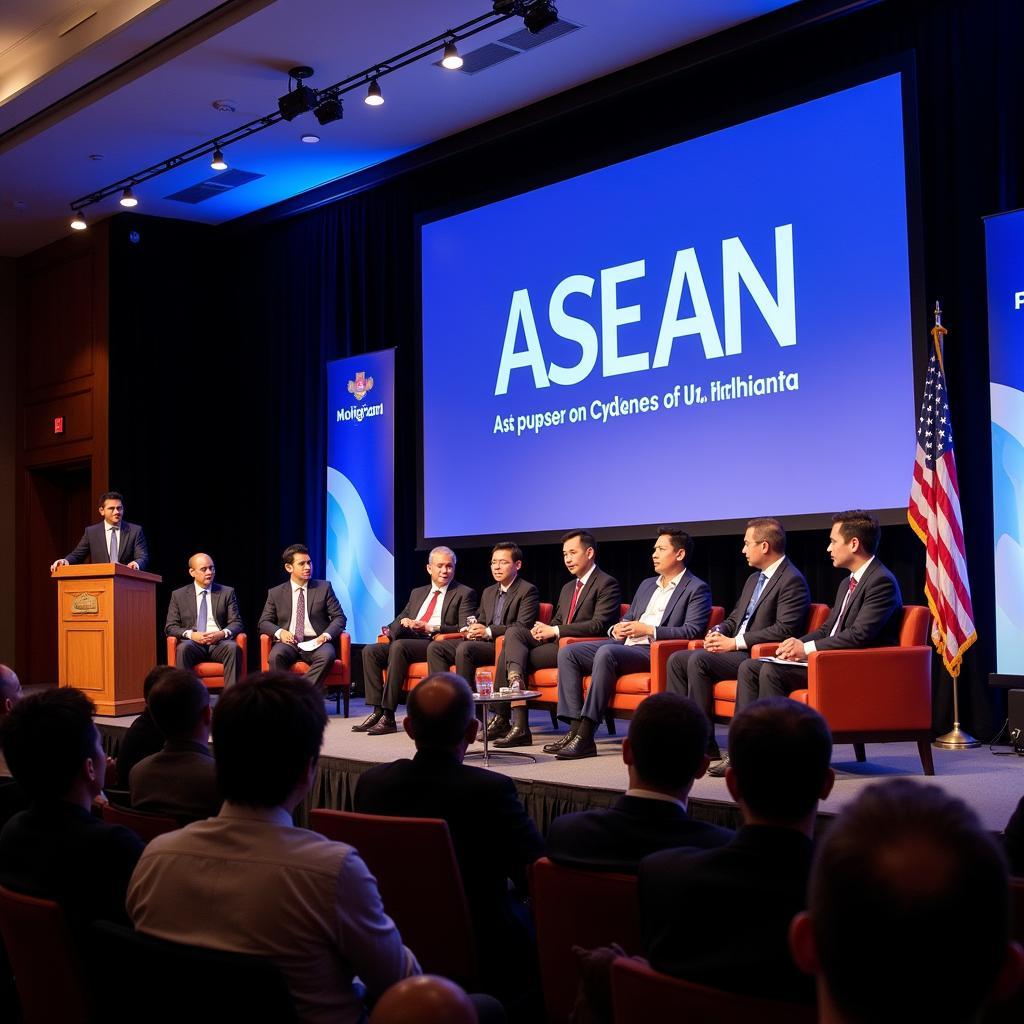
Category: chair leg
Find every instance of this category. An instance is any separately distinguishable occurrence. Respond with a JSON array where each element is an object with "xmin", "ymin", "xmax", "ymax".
[
  {"xmin": 917, "ymin": 739, "xmax": 935, "ymax": 776},
  {"xmin": 549, "ymin": 710, "xmax": 558, "ymax": 729},
  {"xmin": 343, "ymin": 686, "xmax": 350, "ymax": 719},
  {"xmin": 604, "ymin": 711, "xmax": 616, "ymax": 736},
  {"xmin": 853, "ymin": 742, "xmax": 867, "ymax": 762}
]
